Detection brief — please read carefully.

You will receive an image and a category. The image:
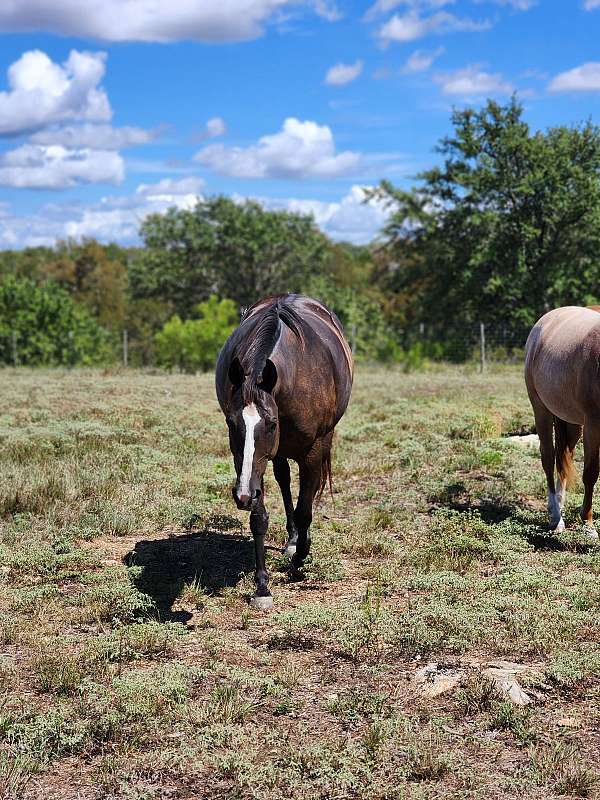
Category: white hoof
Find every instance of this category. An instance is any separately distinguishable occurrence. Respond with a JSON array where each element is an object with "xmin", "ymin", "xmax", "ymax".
[
  {"xmin": 283, "ymin": 544, "xmax": 297, "ymax": 558},
  {"xmin": 551, "ymin": 518, "xmax": 565, "ymax": 533},
  {"xmin": 250, "ymin": 595, "xmax": 274, "ymax": 611}
]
